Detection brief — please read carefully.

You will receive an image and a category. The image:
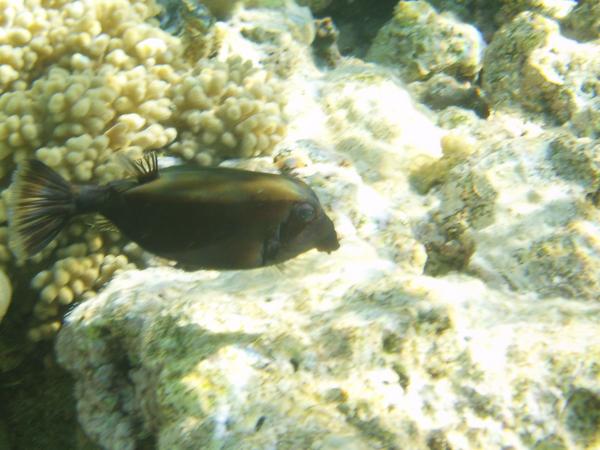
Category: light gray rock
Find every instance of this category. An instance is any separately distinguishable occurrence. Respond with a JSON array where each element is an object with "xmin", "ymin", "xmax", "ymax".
[
  {"xmin": 56, "ymin": 249, "xmax": 600, "ymax": 449},
  {"xmin": 367, "ymin": 1, "xmax": 485, "ymax": 82}
]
